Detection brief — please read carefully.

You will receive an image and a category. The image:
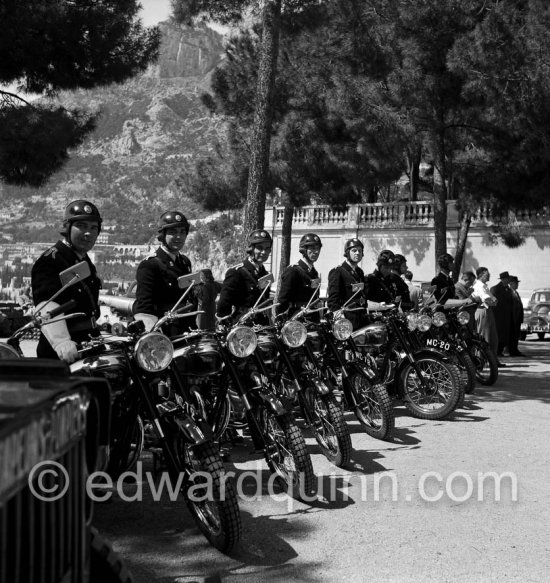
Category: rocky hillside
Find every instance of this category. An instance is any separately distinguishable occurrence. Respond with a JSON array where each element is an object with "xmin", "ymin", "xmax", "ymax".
[{"xmin": 0, "ymin": 21, "xmax": 230, "ymax": 245}]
